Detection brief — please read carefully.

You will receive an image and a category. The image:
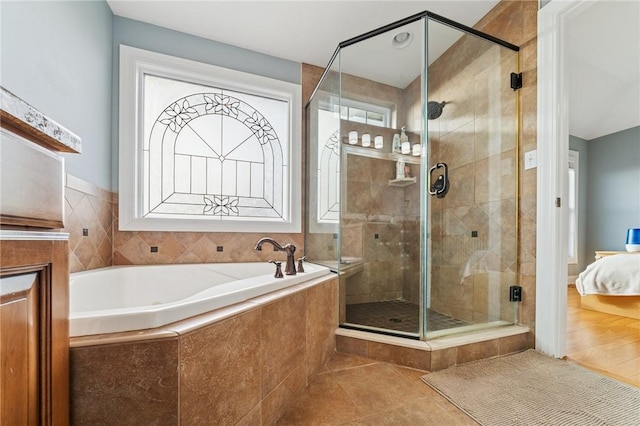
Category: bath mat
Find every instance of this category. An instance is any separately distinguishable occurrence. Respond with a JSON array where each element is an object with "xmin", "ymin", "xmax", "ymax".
[{"xmin": 421, "ymin": 349, "xmax": 640, "ymax": 426}]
